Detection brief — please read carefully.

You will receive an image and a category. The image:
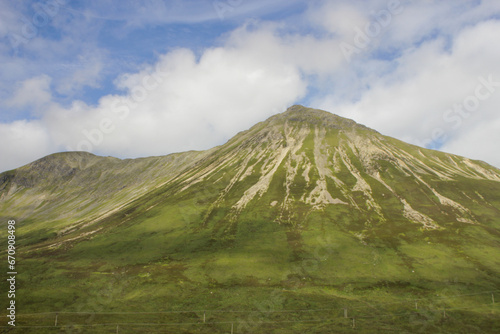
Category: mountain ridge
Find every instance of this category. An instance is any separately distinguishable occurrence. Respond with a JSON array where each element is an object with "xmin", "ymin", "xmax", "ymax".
[
  {"xmin": 2, "ymin": 105, "xmax": 500, "ymax": 235},
  {"xmin": 3, "ymin": 104, "xmax": 497, "ymax": 176}
]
